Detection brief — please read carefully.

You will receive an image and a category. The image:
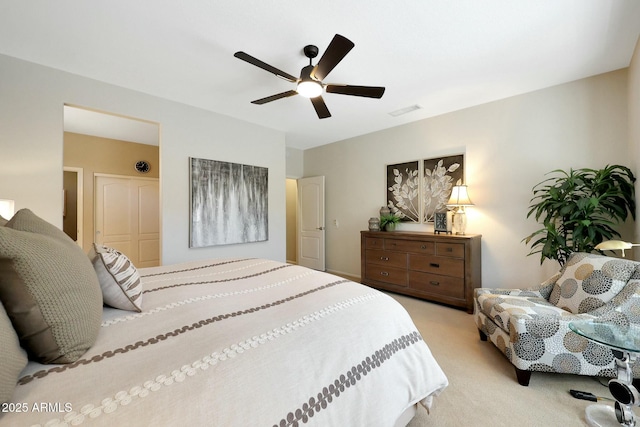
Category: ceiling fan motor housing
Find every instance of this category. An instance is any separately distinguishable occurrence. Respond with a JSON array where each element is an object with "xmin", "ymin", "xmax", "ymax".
[{"xmin": 303, "ymin": 45, "xmax": 319, "ymax": 59}]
